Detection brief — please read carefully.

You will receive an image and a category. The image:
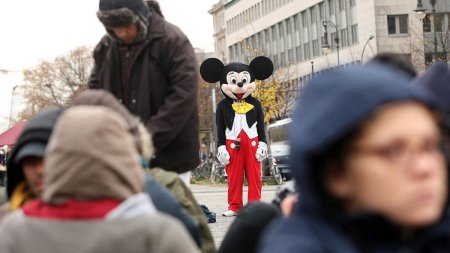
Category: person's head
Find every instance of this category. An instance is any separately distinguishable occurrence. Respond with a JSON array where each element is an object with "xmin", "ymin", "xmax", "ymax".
[
  {"xmin": 326, "ymin": 101, "xmax": 446, "ymax": 229},
  {"xmin": 367, "ymin": 53, "xmax": 417, "ymax": 79},
  {"xmin": 43, "ymin": 106, "xmax": 145, "ymax": 204},
  {"xmin": 96, "ymin": 0, "xmax": 151, "ymax": 44},
  {"xmin": 6, "ymin": 107, "xmax": 64, "ymax": 199},
  {"xmin": 290, "ymin": 64, "xmax": 447, "ymax": 230},
  {"xmin": 16, "ymin": 145, "xmax": 45, "ymax": 197},
  {"xmin": 72, "ymin": 89, "xmax": 154, "ymax": 164}
]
